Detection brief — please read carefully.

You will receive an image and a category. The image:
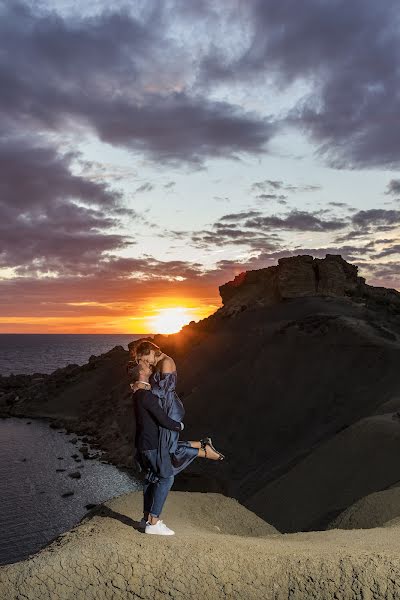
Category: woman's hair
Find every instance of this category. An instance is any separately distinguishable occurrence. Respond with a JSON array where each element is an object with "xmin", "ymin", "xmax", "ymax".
[{"xmin": 134, "ymin": 340, "xmax": 162, "ymax": 361}]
